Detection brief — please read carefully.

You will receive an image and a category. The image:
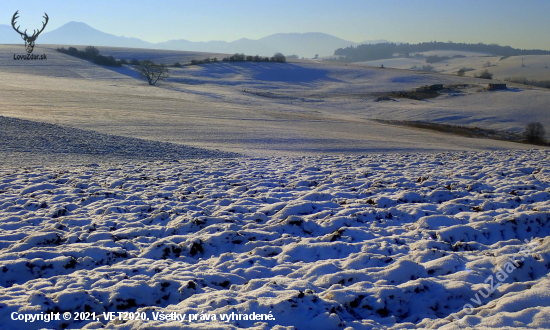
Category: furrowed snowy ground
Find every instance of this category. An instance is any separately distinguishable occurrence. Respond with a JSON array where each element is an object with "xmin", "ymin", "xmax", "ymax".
[{"xmin": 1, "ymin": 150, "xmax": 550, "ymax": 329}]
